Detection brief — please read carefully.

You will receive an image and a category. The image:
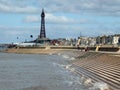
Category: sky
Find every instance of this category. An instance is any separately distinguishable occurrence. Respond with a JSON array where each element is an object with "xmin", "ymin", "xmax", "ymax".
[{"xmin": 0, "ymin": 0, "xmax": 120, "ymax": 43}]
